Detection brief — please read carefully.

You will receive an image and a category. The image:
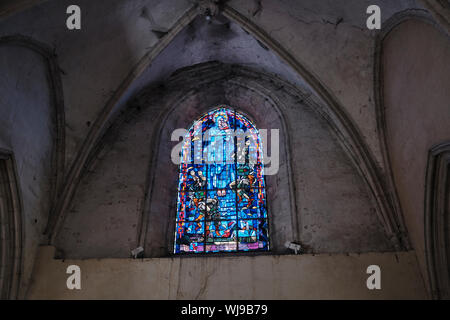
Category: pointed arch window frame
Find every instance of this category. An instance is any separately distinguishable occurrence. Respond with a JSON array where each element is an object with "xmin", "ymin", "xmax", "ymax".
[{"xmin": 174, "ymin": 106, "xmax": 270, "ymax": 254}]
